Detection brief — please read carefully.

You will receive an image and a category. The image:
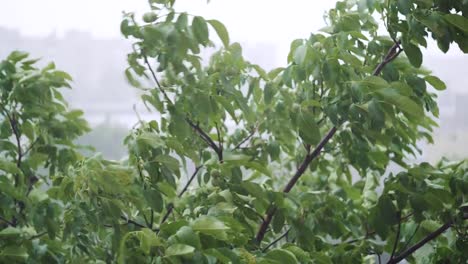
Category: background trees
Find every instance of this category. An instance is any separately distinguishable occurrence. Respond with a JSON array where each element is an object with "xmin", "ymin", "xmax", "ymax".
[{"xmin": 1, "ymin": 0, "xmax": 467, "ymax": 263}]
